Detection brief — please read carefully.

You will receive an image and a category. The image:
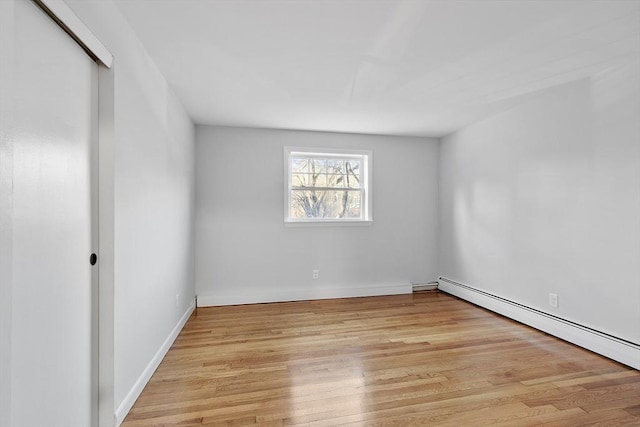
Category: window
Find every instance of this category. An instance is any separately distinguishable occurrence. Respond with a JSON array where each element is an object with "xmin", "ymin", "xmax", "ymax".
[{"xmin": 285, "ymin": 147, "xmax": 372, "ymax": 223}]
